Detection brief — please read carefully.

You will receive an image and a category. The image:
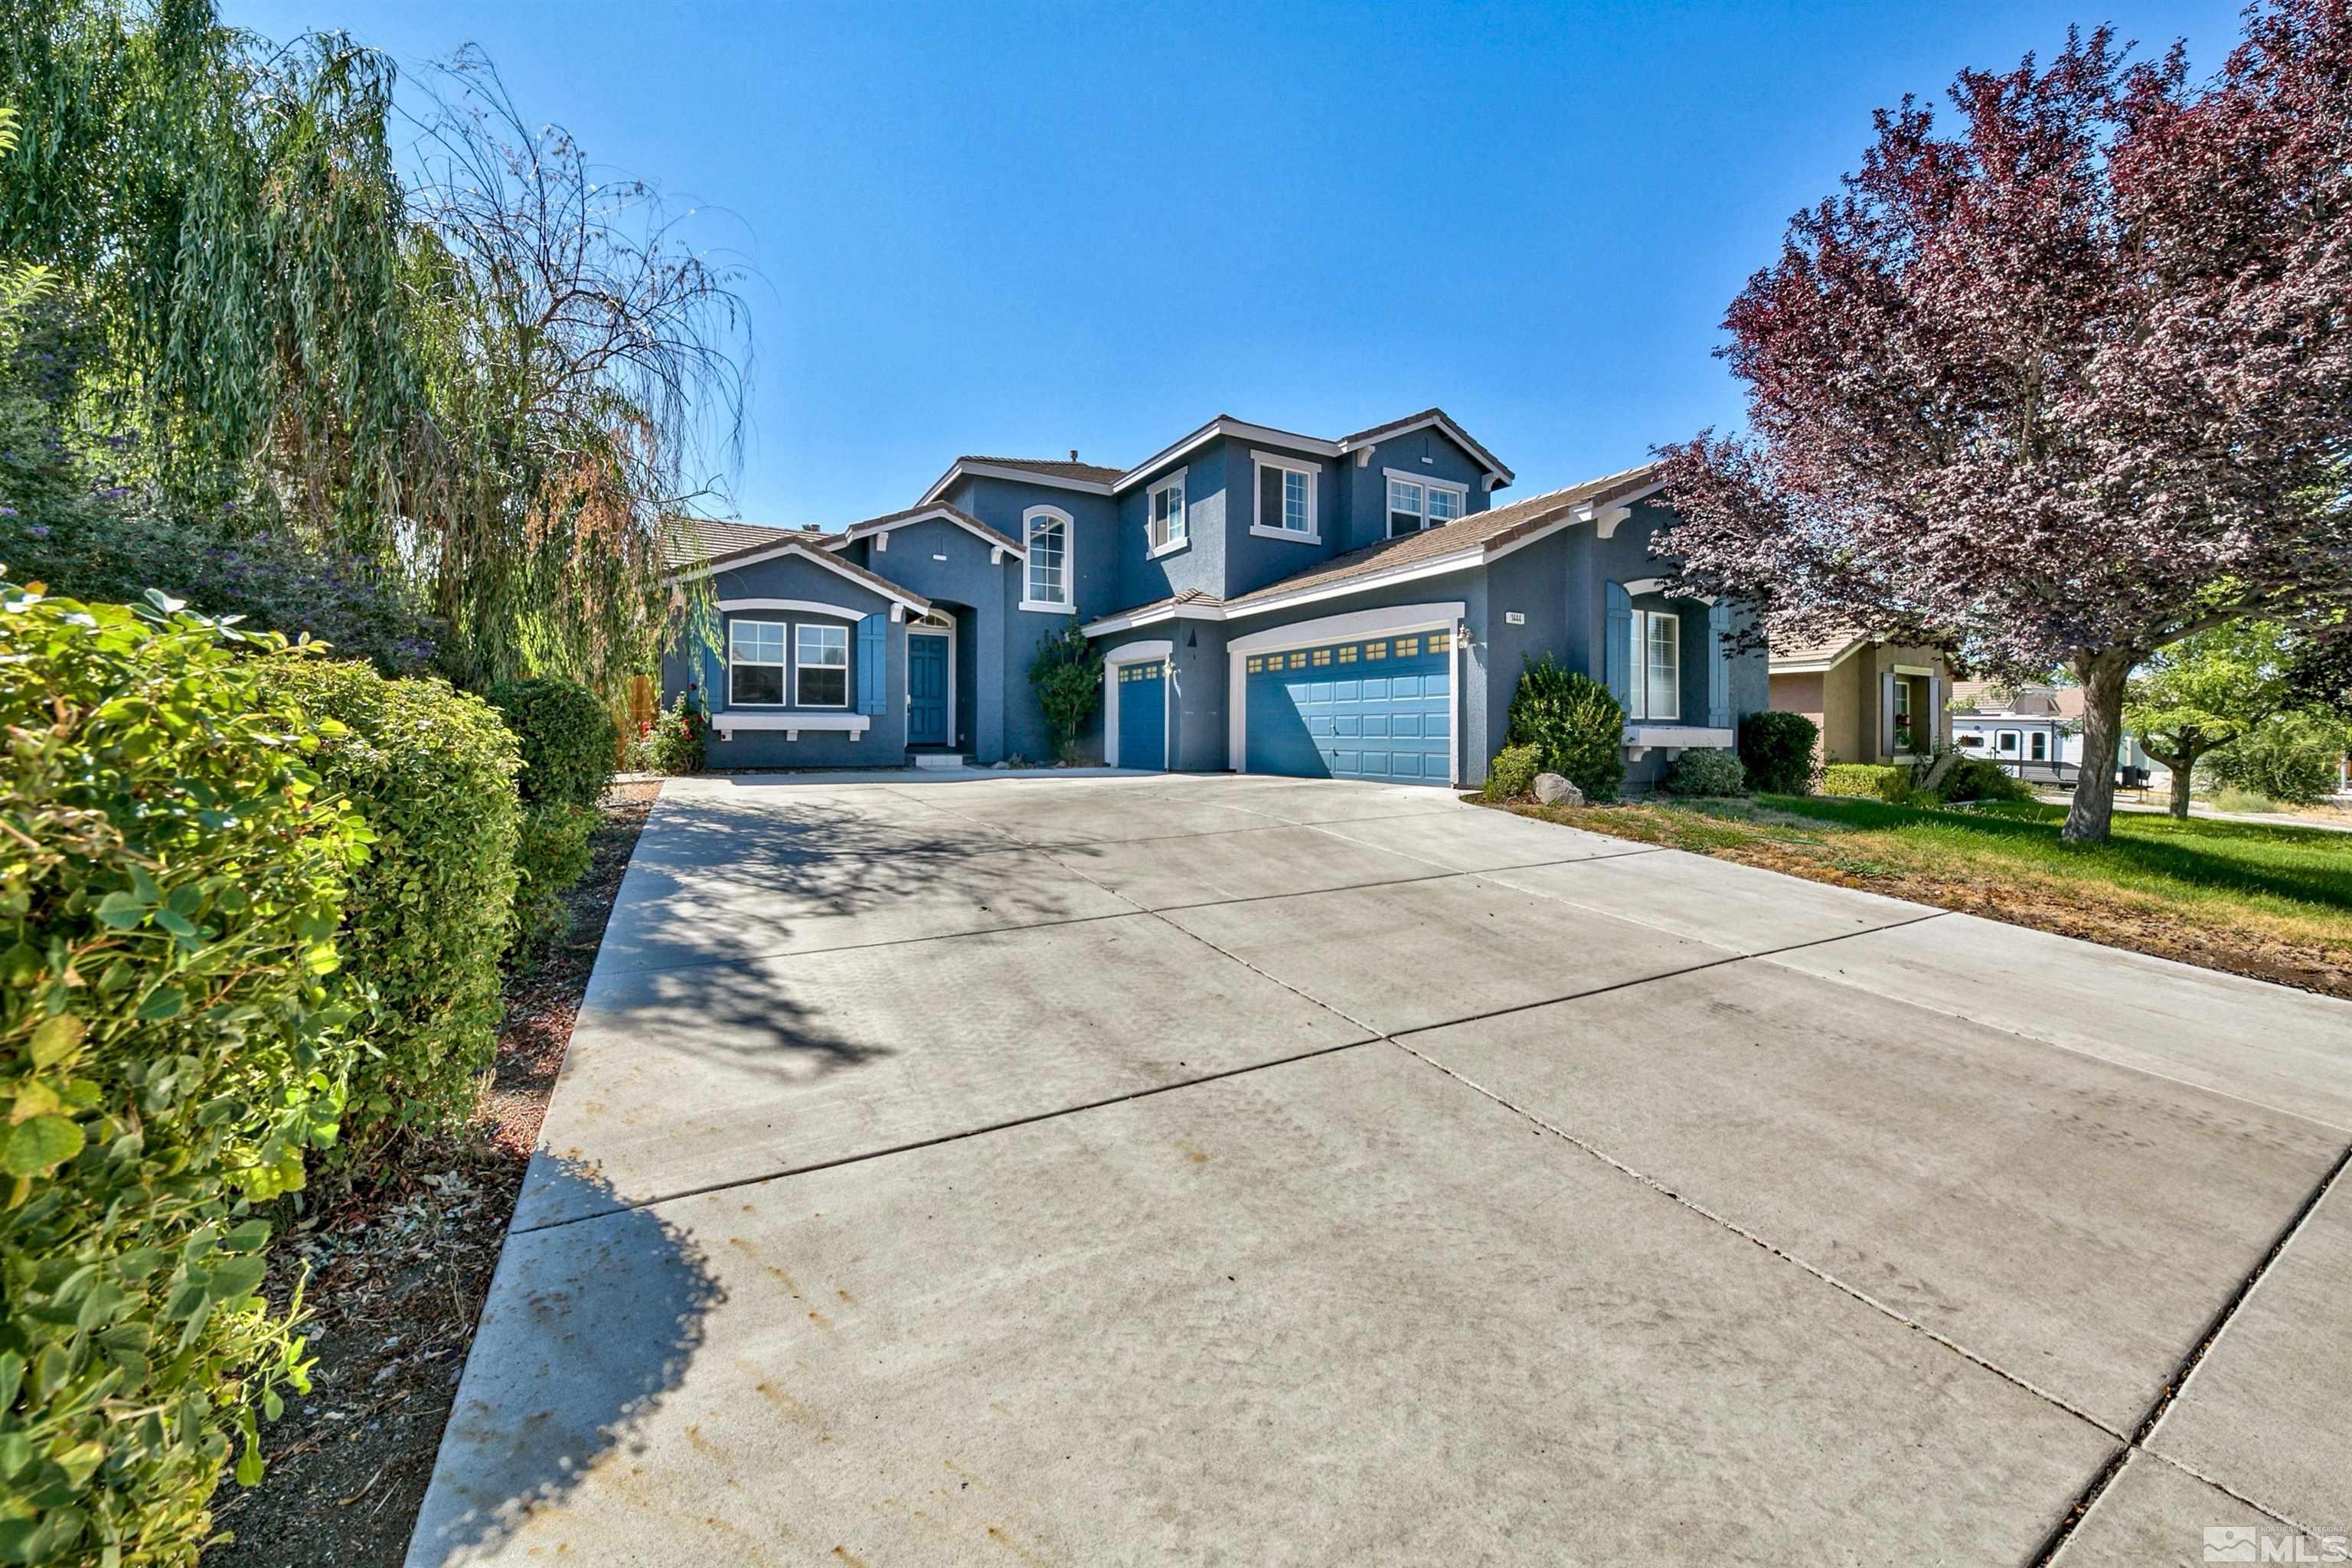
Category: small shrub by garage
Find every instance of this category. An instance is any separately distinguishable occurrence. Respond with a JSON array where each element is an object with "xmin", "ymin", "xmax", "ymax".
[
  {"xmin": 1482, "ymin": 743, "xmax": 1542, "ymax": 802},
  {"xmin": 1820, "ymin": 762, "xmax": 1910, "ymax": 803},
  {"xmin": 487, "ymin": 678, "xmax": 617, "ymax": 811},
  {"xmin": 253, "ymin": 660, "xmax": 521, "ymax": 1168},
  {"xmin": 1662, "ymin": 746, "xmax": 1748, "ymax": 796},
  {"xmin": 0, "ymin": 587, "xmax": 368, "ymax": 1566},
  {"xmin": 1738, "ymin": 710, "xmax": 1818, "ymax": 795},
  {"xmin": 1505, "ymin": 656, "xmax": 1625, "ymax": 802}
]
